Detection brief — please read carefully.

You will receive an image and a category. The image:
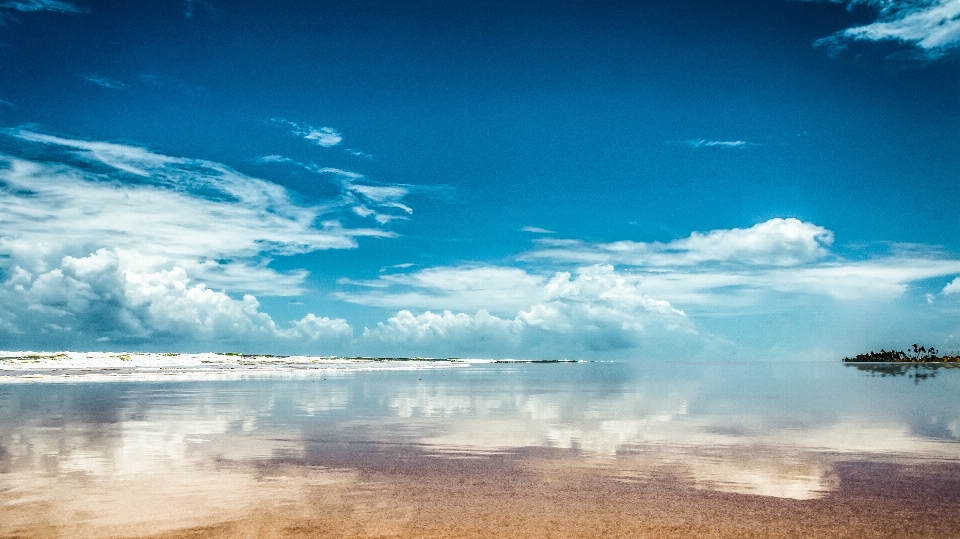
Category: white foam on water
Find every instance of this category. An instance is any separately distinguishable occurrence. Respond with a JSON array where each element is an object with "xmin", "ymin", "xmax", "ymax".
[{"xmin": 0, "ymin": 351, "xmax": 471, "ymax": 383}]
